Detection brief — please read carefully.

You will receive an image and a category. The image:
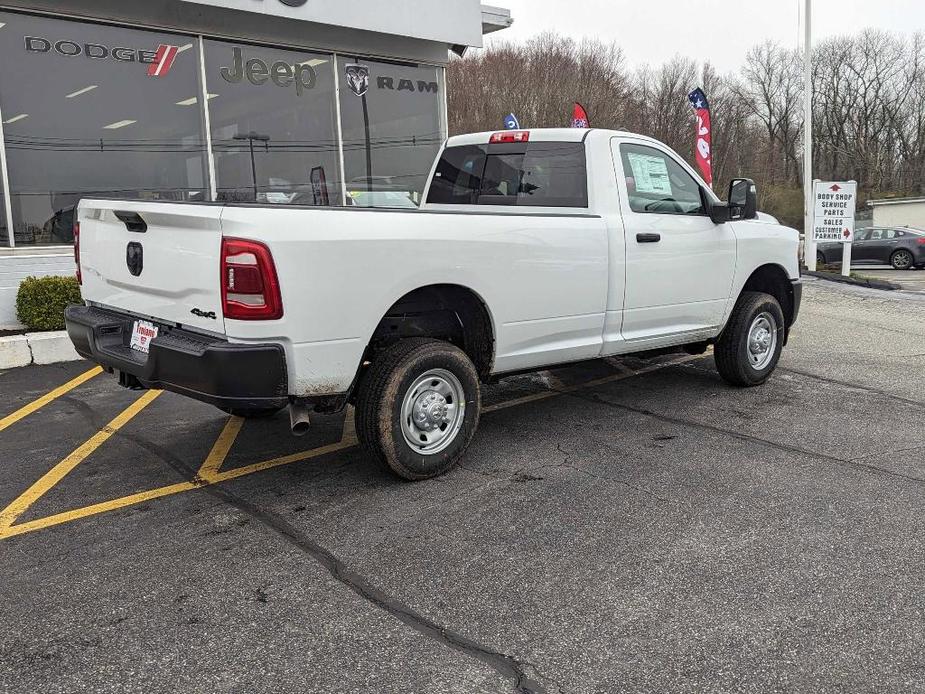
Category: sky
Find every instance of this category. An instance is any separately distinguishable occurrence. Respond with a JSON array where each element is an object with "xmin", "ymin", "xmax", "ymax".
[{"xmin": 485, "ymin": 0, "xmax": 925, "ymax": 72}]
